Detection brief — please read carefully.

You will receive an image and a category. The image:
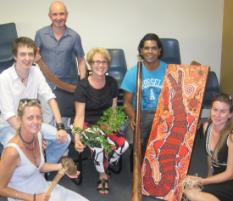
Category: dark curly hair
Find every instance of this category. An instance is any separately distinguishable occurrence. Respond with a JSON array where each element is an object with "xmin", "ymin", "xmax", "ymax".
[{"xmin": 137, "ymin": 33, "xmax": 163, "ymax": 59}]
